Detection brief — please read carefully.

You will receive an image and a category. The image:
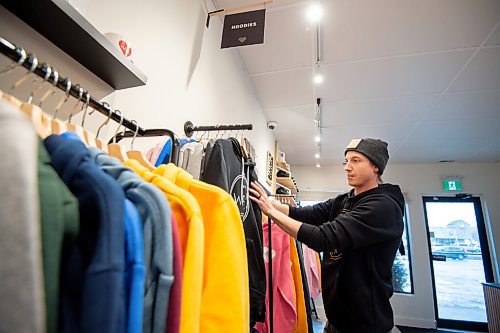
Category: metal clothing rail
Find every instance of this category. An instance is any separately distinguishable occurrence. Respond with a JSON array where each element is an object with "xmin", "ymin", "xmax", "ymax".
[
  {"xmin": 0, "ymin": 36, "xmax": 145, "ymax": 135},
  {"xmin": 113, "ymin": 128, "xmax": 180, "ymax": 165},
  {"xmin": 184, "ymin": 120, "xmax": 252, "ymax": 138}
]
